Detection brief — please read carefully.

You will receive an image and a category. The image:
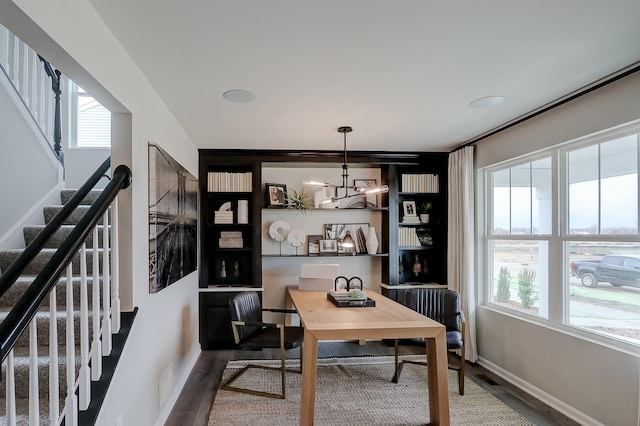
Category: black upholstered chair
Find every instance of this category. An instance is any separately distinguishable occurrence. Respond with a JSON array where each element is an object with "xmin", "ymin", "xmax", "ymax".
[
  {"xmin": 221, "ymin": 291, "xmax": 304, "ymax": 399},
  {"xmin": 392, "ymin": 288, "xmax": 466, "ymax": 395}
]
